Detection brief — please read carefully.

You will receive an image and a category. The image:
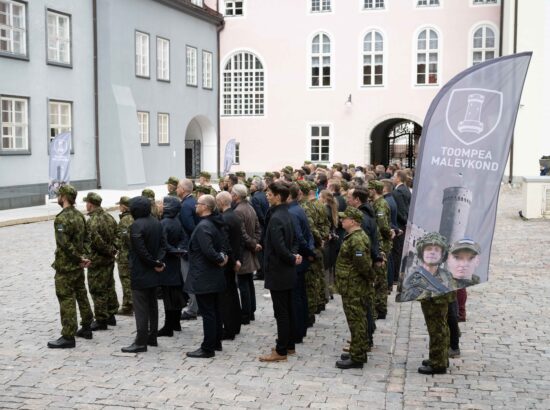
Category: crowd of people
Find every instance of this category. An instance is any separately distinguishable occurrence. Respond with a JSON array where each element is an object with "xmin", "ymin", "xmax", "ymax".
[{"xmin": 48, "ymin": 161, "xmax": 471, "ymax": 374}]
